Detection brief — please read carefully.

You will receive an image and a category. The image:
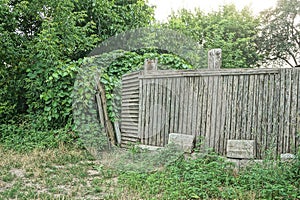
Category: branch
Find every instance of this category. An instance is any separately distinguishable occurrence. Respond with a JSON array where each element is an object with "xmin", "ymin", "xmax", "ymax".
[
  {"xmin": 291, "ymin": 26, "xmax": 300, "ymax": 47},
  {"xmin": 277, "ymin": 55, "xmax": 294, "ymax": 68},
  {"xmin": 287, "ymin": 49, "xmax": 298, "ymax": 66}
]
